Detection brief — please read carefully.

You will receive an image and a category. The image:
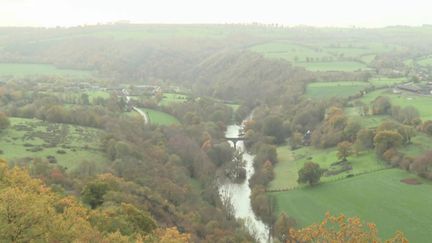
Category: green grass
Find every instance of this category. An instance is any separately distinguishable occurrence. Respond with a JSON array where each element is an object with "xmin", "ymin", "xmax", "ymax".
[
  {"xmin": 250, "ymin": 42, "xmax": 331, "ymax": 63},
  {"xmin": 399, "ymin": 133, "xmax": 432, "ymax": 157},
  {"xmin": 418, "ymin": 57, "xmax": 432, "ymax": 66},
  {"xmin": 87, "ymin": 91, "xmax": 111, "ymax": 100},
  {"xmin": 160, "ymin": 93, "xmax": 189, "ymax": 106},
  {"xmin": 345, "ymin": 108, "xmax": 391, "ymax": 128},
  {"xmin": 140, "ymin": 108, "xmax": 180, "ymax": 126},
  {"xmin": 368, "ymin": 77, "xmax": 407, "ymax": 86},
  {"xmin": 360, "ymin": 90, "xmax": 432, "ymax": 120},
  {"xmin": 271, "ymin": 169, "xmax": 432, "ymax": 242},
  {"xmin": 0, "ymin": 118, "xmax": 108, "ymax": 170},
  {"xmin": 227, "ymin": 103, "xmax": 240, "ymax": 111},
  {"xmin": 306, "ymin": 81, "xmax": 370, "ymax": 98},
  {"xmin": 360, "ymin": 54, "xmax": 376, "ymax": 63},
  {"xmin": 0, "ymin": 63, "xmax": 92, "ymax": 77},
  {"xmin": 297, "ymin": 61, "xmax": 367, "ymax": 72},
  {"xmin": 269, "ymin": 145, "xmax": 384, "ymax": 190}
]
